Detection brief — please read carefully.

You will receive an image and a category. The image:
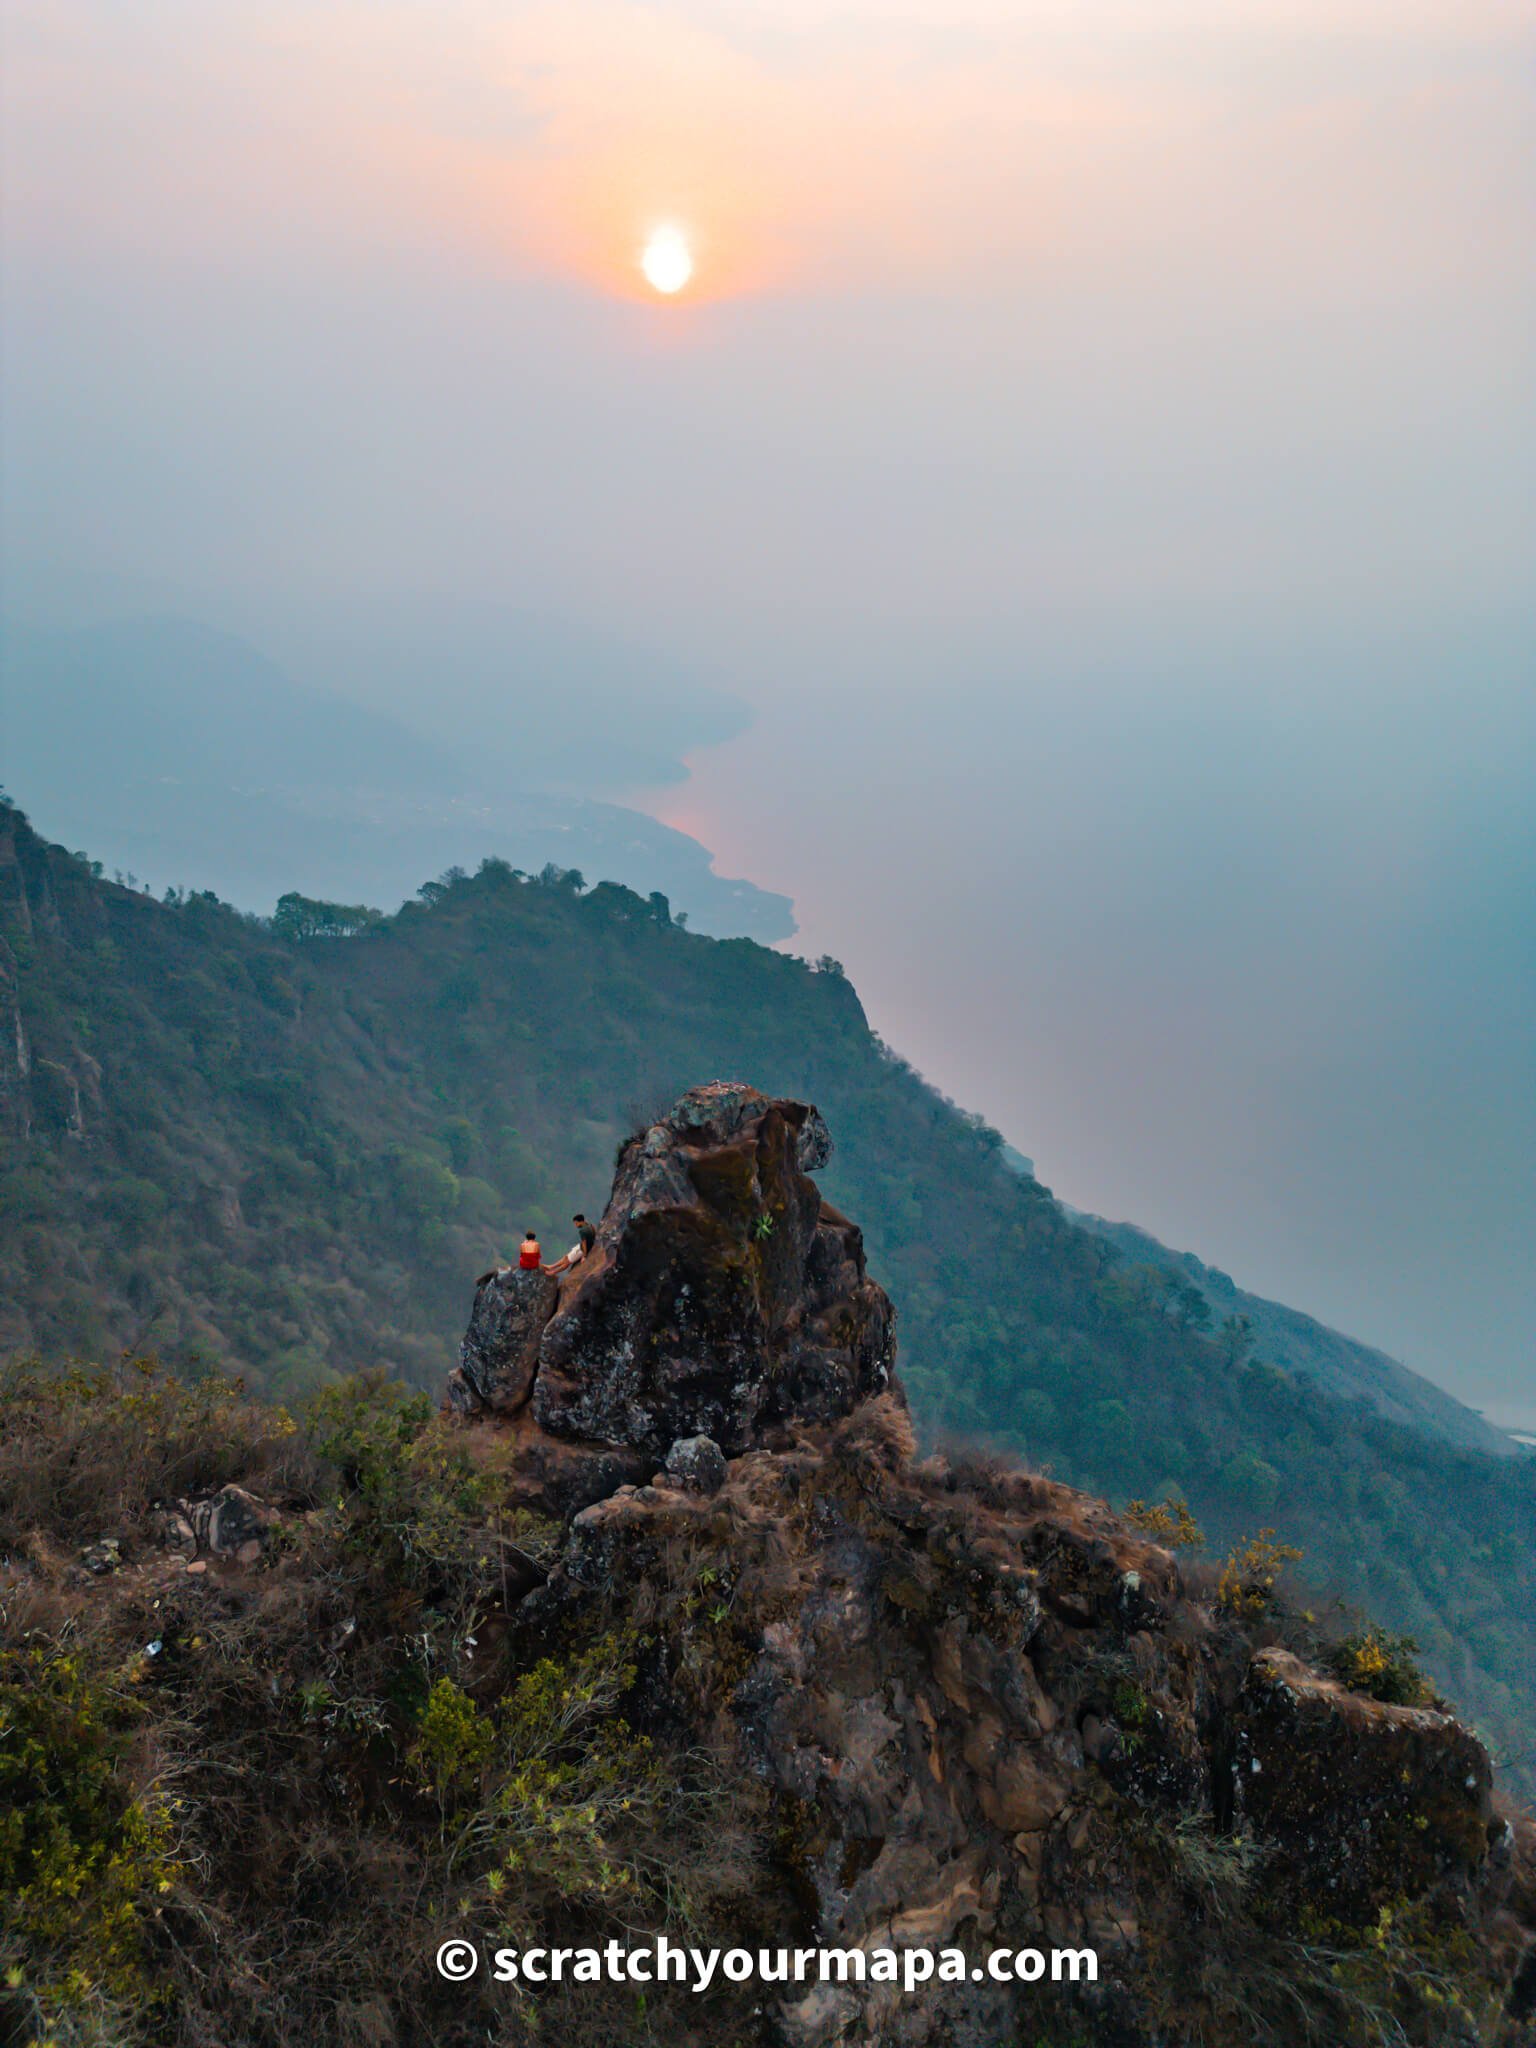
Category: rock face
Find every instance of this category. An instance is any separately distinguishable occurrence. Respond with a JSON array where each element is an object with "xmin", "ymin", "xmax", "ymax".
[
  {"xmin": 1232, "ymin": 1648, "xmax": 1493, "ymax": 1911},
  {"xmin": 448, "ymin": 1266, "xmax": 560, "ymax": 1416},
  {"xmin": 526, "ymin": 1418, "xmax": 1529, "ymax": 2048},
  {"xmin": 449, "ymin": 1082, "xmax": 897, "ymax": 1458},
  {"xmin": 150, "ymin": 1484, "xmax": 276, "ymax": 1565}
]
